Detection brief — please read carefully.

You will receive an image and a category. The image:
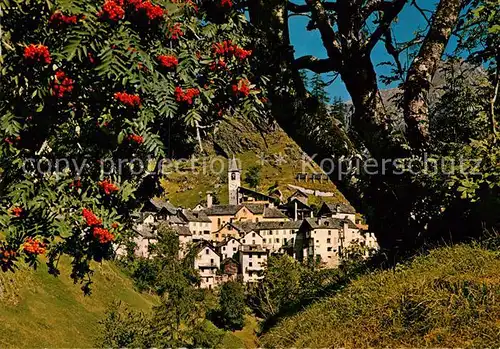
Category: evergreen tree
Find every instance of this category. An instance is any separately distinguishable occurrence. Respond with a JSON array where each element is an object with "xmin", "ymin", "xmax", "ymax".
[
  {"xmin": 217, "ymin": 281, "xmax": 246, "ymax": 330},
  {"xmin": 309, "ymin": 74, "xmax": 330, "ymax": 105}
]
